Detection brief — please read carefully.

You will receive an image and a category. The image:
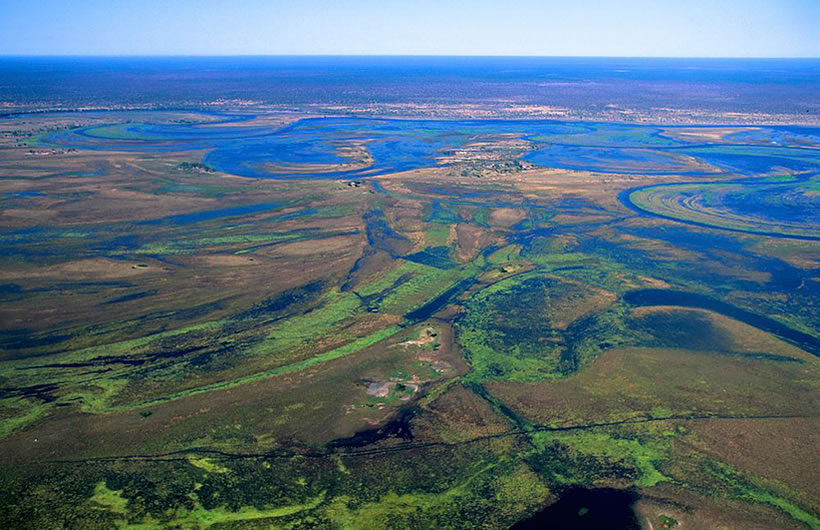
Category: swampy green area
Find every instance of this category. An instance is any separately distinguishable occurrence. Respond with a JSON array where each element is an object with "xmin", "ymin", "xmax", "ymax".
[{"xmin": 0, "ymin": 110, "xmax": 818, "ymax": 529}]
